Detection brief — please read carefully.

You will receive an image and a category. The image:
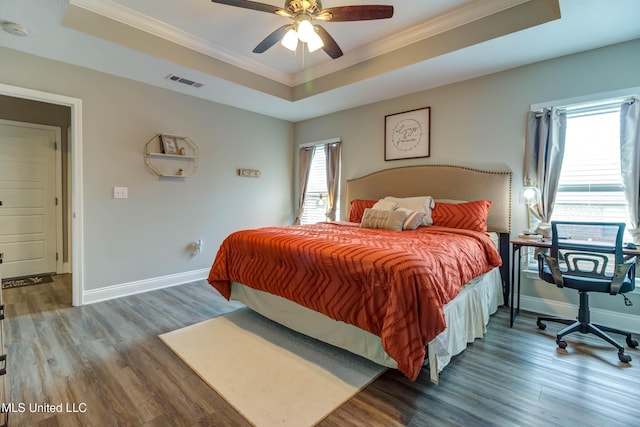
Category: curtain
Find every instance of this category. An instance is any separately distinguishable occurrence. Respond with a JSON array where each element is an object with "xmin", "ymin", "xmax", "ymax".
[
  {"xmin": 324, "ymin": 142, "xmax": 341, "ymax": 221},
  {"xmin": 293, "ymin": 146, "xmax": 315, "ymax": 225},
  {"xmin": 620, "ymin": 97, "xmax": 640, "ymax": 243},
  {"xmin": 523, "ymin": 107, "xmax": 567, "ymax": 237}
]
